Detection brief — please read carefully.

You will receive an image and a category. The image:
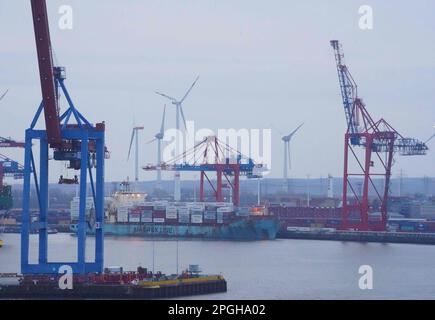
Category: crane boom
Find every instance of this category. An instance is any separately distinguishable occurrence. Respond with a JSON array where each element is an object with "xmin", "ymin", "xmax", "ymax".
[
  {"xmin": 30, "ymin": 0, "xmax": 61, "ymax": 147},
  {"xmin": 330, "ymin": 40, "xmax": 360, "ymax": 136},
  {"xmin": 0, "ymin": 137, "xmax": 25, "ymax": 148}
]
